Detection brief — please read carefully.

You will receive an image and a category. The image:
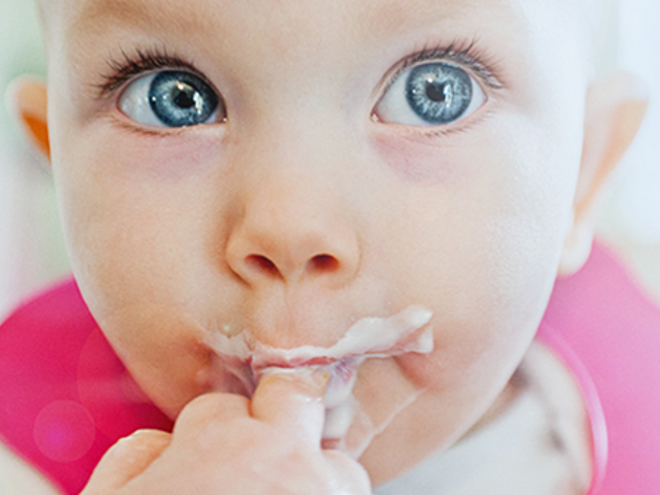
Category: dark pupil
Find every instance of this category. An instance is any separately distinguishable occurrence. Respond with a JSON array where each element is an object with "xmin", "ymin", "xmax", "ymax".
[
  {"xmin": 173, "ymin": 83, "xmax": 196, "ymax": 109},
  {"xmin": 425, "ymin": 82, "xmax": 448, "ymax": 103}
]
